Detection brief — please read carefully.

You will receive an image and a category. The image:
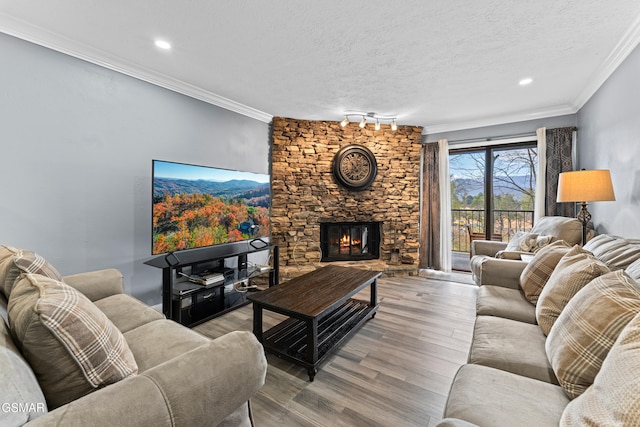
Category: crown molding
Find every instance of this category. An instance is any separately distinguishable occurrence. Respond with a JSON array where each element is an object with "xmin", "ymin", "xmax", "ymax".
[
  {"xmin": 0, "ymin": 15, "xmax": 273, "ymax": 123},
  {"xmin": 422, "ymin": 104, "xmax": 576, "ymax": 135},
  {"xmin": 572, "ymin": 13, "xmax": 640, "ymax": 111}
]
